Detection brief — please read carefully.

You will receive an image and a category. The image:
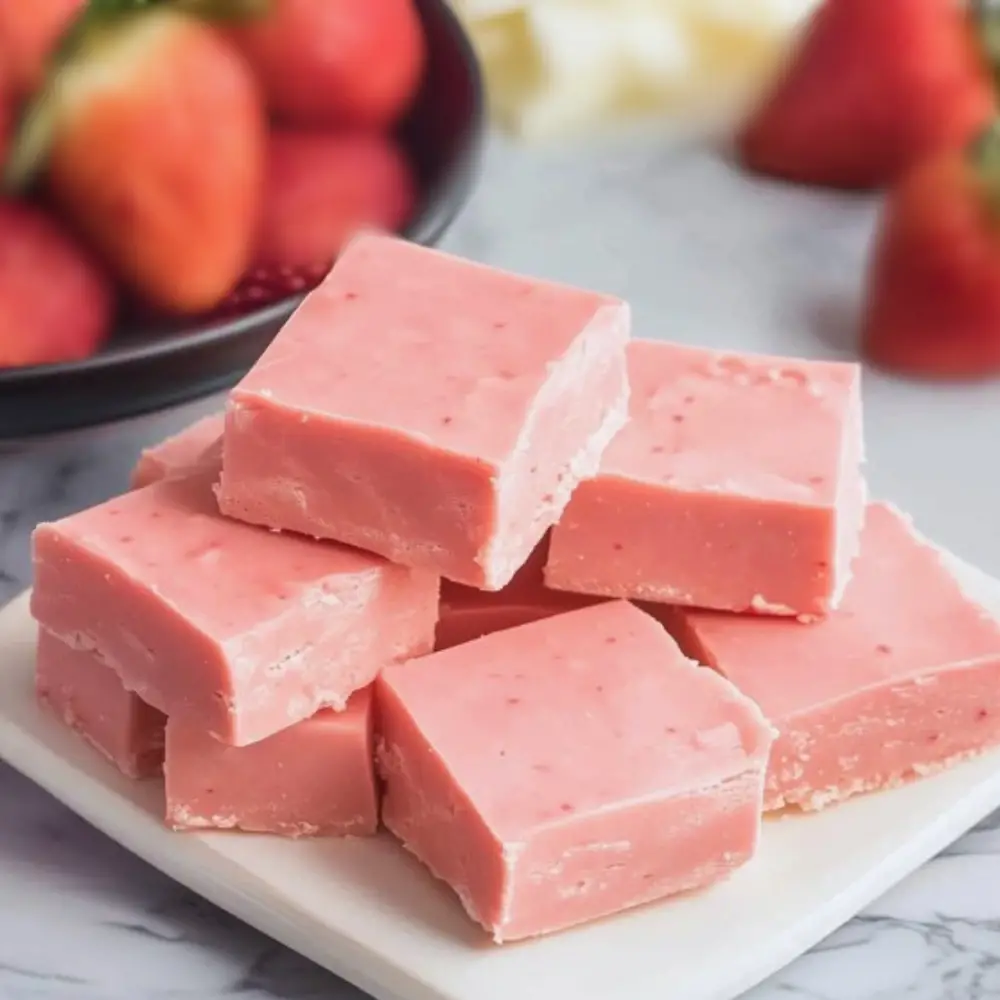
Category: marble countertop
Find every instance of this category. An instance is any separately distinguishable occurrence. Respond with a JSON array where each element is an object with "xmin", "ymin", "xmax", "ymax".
[{"xmin": 3, "ymin": 133, "xmax": 1000, "ymax": 1000}]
